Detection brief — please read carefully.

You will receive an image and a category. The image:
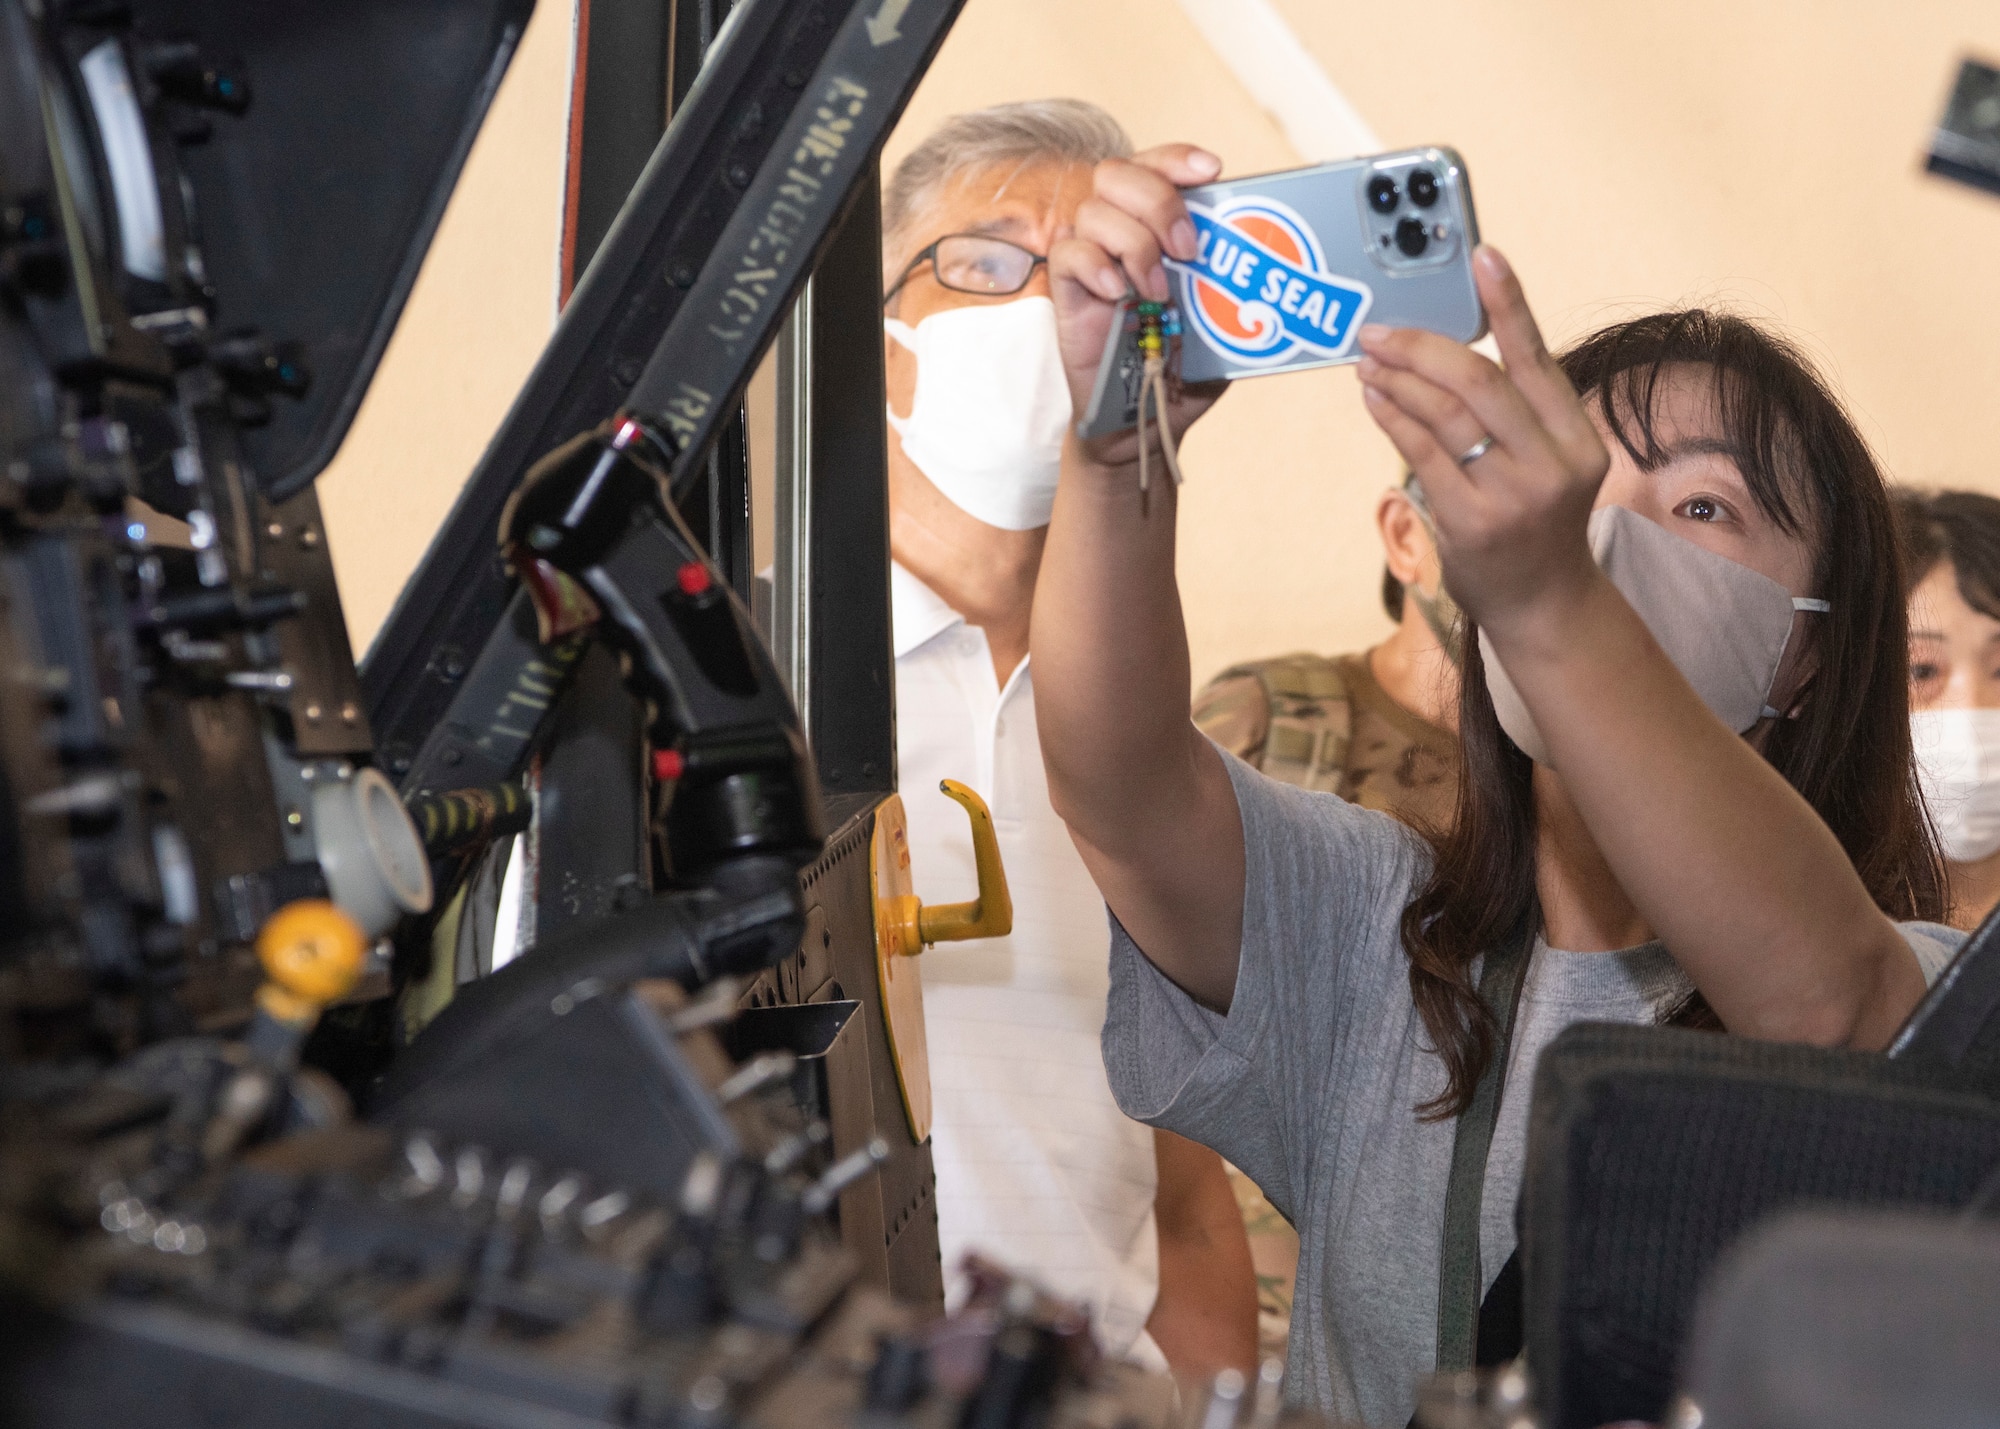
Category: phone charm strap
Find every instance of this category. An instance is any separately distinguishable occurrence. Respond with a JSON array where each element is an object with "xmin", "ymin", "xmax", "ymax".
[{"xmin": 1135, "ymin": 301, "xmax": 1185, "ymax": 508}]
